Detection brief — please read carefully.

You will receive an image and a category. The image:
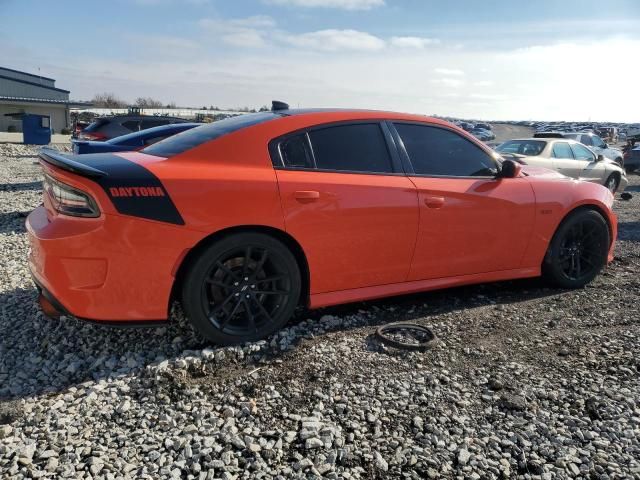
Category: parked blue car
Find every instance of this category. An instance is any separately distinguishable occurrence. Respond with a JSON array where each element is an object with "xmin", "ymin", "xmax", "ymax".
[{"xmin": 72, "ymin": 122, "xmax": 202, "ymax": 154}]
